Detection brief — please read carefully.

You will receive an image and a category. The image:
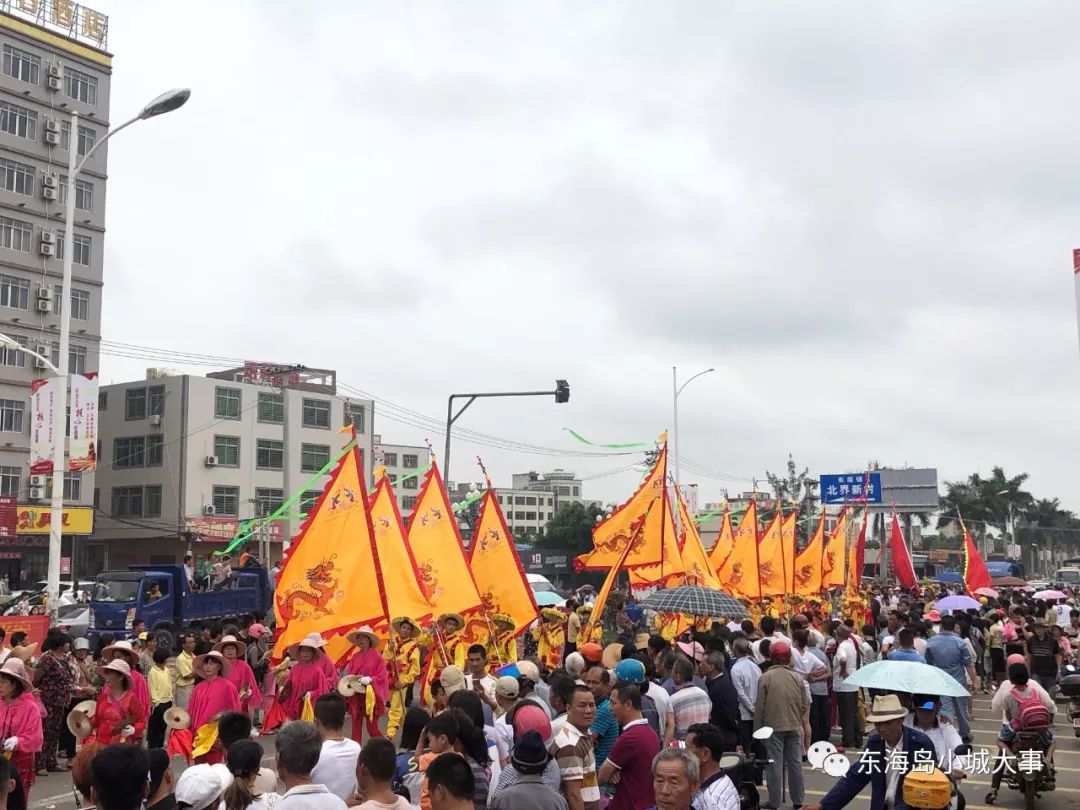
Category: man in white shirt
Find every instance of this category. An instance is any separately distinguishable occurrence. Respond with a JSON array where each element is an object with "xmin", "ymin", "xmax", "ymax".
[
  {"xmin": 903, "ymin": 697, "xmax": 965, "ymax": 778},
  {"xmin": 1054, "ymin": 599, "xmax": 1072, "ymax": 629},
  {"xmin": 276, "ymin": 720, "xmax": 349, "ymax": 810},
  {"xmin": 309, "ymin": 693, "xmax": 362, "ymax": 799},
  {"xmin": 464, "ymin": 644, "xmax": 497, "ymax": 702},
  {"xmin": 751, "ymin": 617, "xmax": 789, "ymax": 664},
  {"xmin": 832, "ymin": 626, "xmax": 863, "ymax": 751},
  {"xmin": 729, "ymin": 638, "xmax": 760, "ymax": 754}
]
